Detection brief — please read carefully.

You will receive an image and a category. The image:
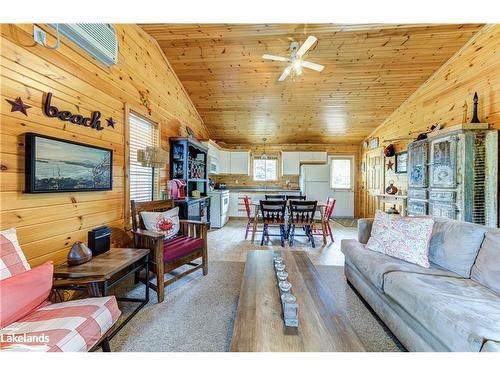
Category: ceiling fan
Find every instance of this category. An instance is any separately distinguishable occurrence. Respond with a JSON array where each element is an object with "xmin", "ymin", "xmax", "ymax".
[{"xmin": 262, "ymin": 35, "xmax": 325, "ymax": 81}]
